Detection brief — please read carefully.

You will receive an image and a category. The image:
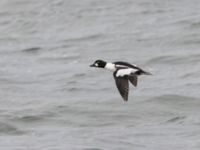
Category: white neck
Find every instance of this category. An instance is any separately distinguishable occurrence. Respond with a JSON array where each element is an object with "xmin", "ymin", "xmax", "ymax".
[{"xmin": 105, "ymin": 63, "xmax": 116, "ymax": 72}]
